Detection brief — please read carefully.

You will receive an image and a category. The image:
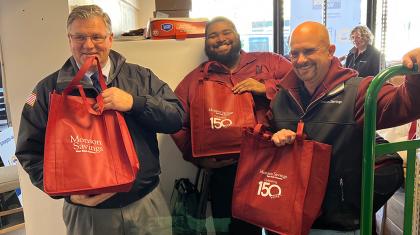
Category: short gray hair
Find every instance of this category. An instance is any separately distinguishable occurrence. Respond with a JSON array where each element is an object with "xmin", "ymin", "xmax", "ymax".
[
  {"xmin": 67, "ymin": 5, "xmax": 112, "ymax": 33},
  {"xmin": 350, "ymin": 25, "xmax": 374, "ymax": 45}
]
